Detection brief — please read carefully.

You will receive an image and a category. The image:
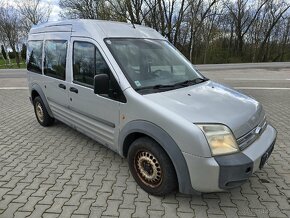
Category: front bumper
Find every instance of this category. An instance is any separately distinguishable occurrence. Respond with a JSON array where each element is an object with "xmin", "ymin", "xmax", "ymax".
[{"xmin": 183, "ymin": 124, "xmax": 277, "ymax": 193}]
